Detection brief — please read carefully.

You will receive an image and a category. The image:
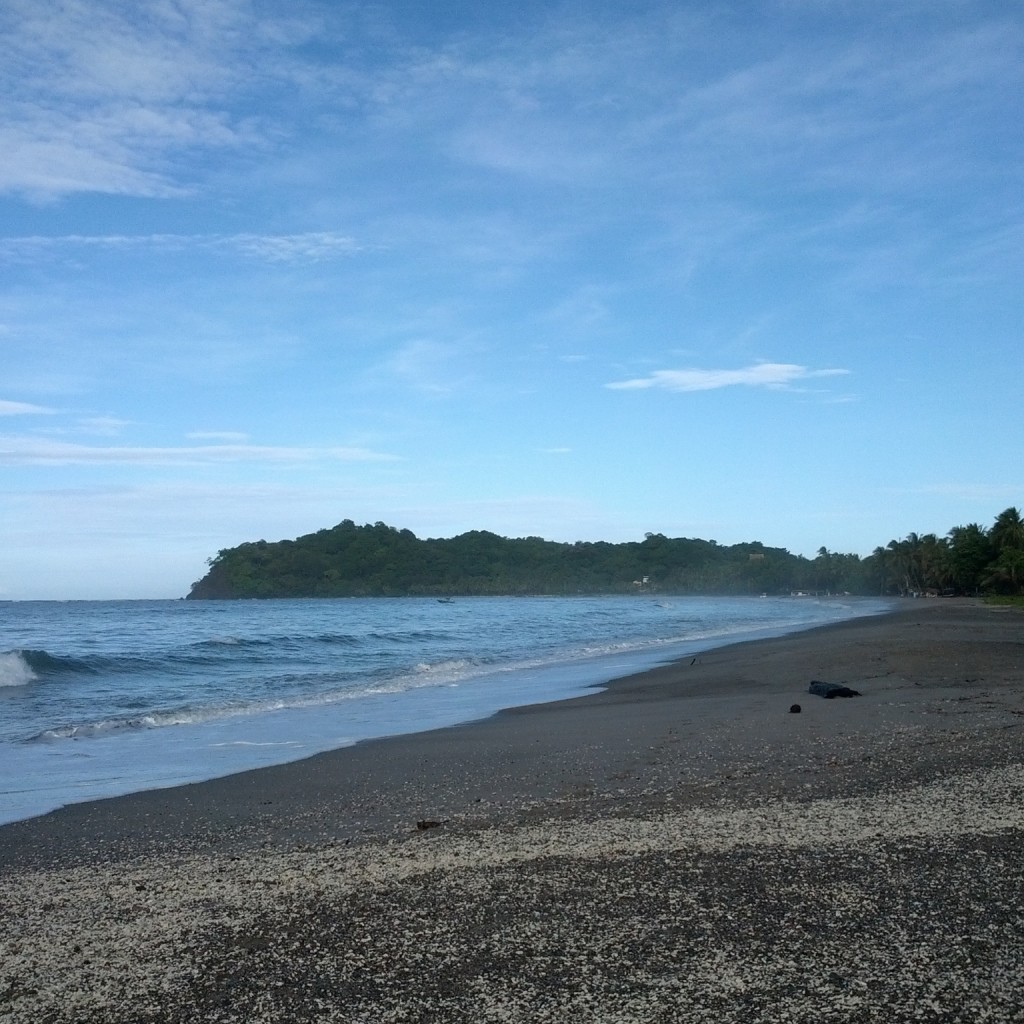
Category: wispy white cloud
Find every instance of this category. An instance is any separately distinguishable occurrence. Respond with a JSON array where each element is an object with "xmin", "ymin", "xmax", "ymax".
[
  {"xmin": 1, "ymin": 95, "xmax": 254, "ymax": 202},
  {"xmin": 230, "ymin": 232, "xmax": 362, "ymax": 262},
  {"xmin": 606, "ymin": 363, "xmax": 850, "ymax": 393},
  {"xmin": 6, "ymin": 0, "xmax": 1014, "ymax": 207},
  {"xmin": 0, "ymin": 437, "xmax": 398, "ymax": 466},
  {"xmin": 0, "ymin": 231, "xmax": 361, "ymax": 264},
  {"xmin": 543, "ymin": 286, "xmax": 615, "ymax": 338},
  {"xmin": 380, "ymin": 339, "xmax": 467, "ymax": 395},
  {"xmin": 904, "ymin": 483, "xmax": 1024, "ymax": 504},
  {"xmin": 77, "ymin": 416, "xmax": 132, "ymax": 436},
  {"xmin": 0, "ymin": 0, "xmax": 289, "ymax": 198},
  {"xmin": 187, "ymin": 430, "xmax": 250, "ymax": 443},
  {"xmin": 5, "ymin": 0, "xmax": 243, "ymax": 103},
  {"xmin": 0, "ymin": 399, "xmax": 56, "ymax": 415}
]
